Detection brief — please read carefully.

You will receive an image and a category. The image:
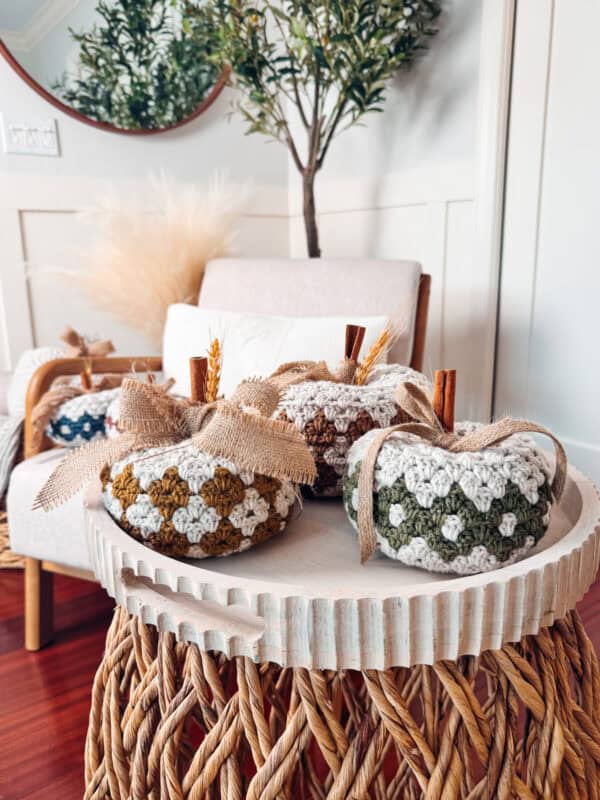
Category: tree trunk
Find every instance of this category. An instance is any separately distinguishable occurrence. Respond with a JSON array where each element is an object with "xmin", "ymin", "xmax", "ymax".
[{"xmin": 302, "ymin": 170, "xmax": 321, "ymax": 258}]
